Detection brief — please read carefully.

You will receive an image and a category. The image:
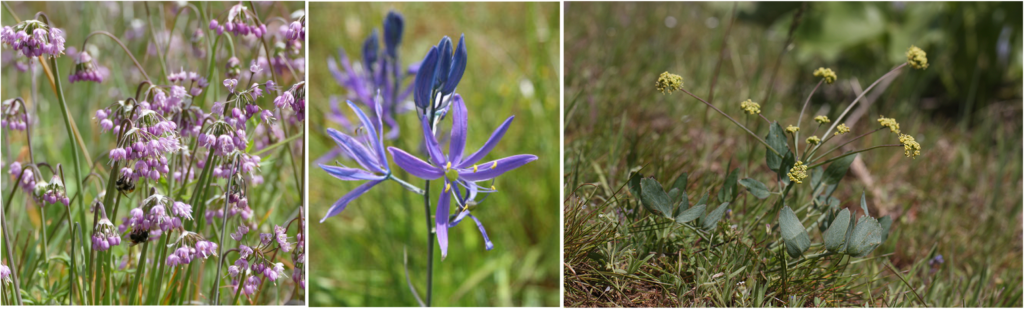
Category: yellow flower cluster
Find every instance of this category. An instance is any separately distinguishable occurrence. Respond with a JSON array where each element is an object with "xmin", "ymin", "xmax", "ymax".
[
  {"xmin": 806, "ymin": 135, "xmax": 821, "ymax": 145},
  {"xmin": 898, "ymin": 133, "xmax": 921, "ymax": 159},
  {"xmin": 788, "ymin": 161, "xmax": 809, "ymax": 184},
  {"xmin": 906, "ymin": 45, "xmax": 929, "ymax": 70},
  {"xmin": 656, "ymin": 72, "xmax": 683, "ymax": 94},
  {"xmin": 786, "ymin": 125, "xmax": 800, "ymax": 134},
  {"xmin": 877, "ymin": 116, "xmax": 900, "ymax": 134},
  {"xmin": 835, "ymin": 123, "xmax": 850, "ymax": 136},
  {"xmin": 813, "ymin": 67, "xmax": 838, "ymax": 84},
  {"xmin": 740, "ymin": 99, "xmax": 761, "ymax": 115},
  {"xmin": 814, "ymin": 115, "xmax": 830, "ymax": 124}
]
